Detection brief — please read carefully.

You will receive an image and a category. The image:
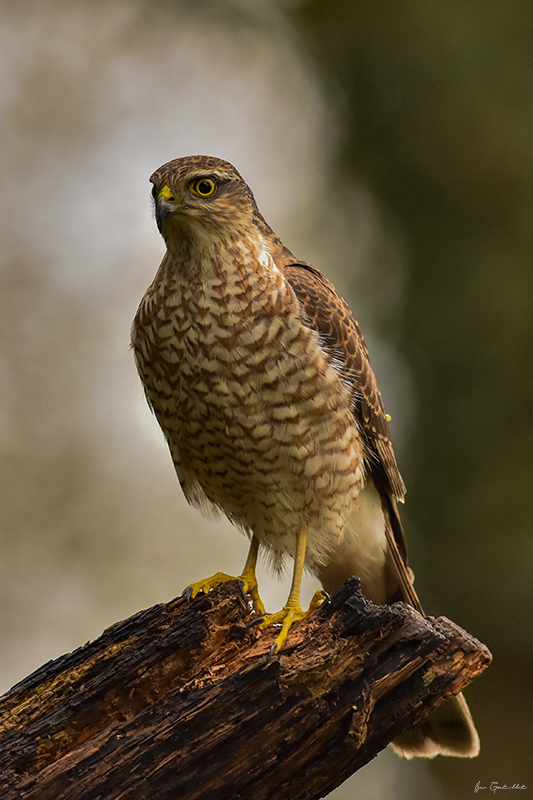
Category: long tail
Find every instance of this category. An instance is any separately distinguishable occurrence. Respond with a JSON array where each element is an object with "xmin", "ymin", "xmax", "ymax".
[
  {"xmin": 383, "ymin": 504, "xmax": 480, "ymax": 758},
  {"xmin": 316, "ymin": 483, "xmax": 480, "ymax": 758}
]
